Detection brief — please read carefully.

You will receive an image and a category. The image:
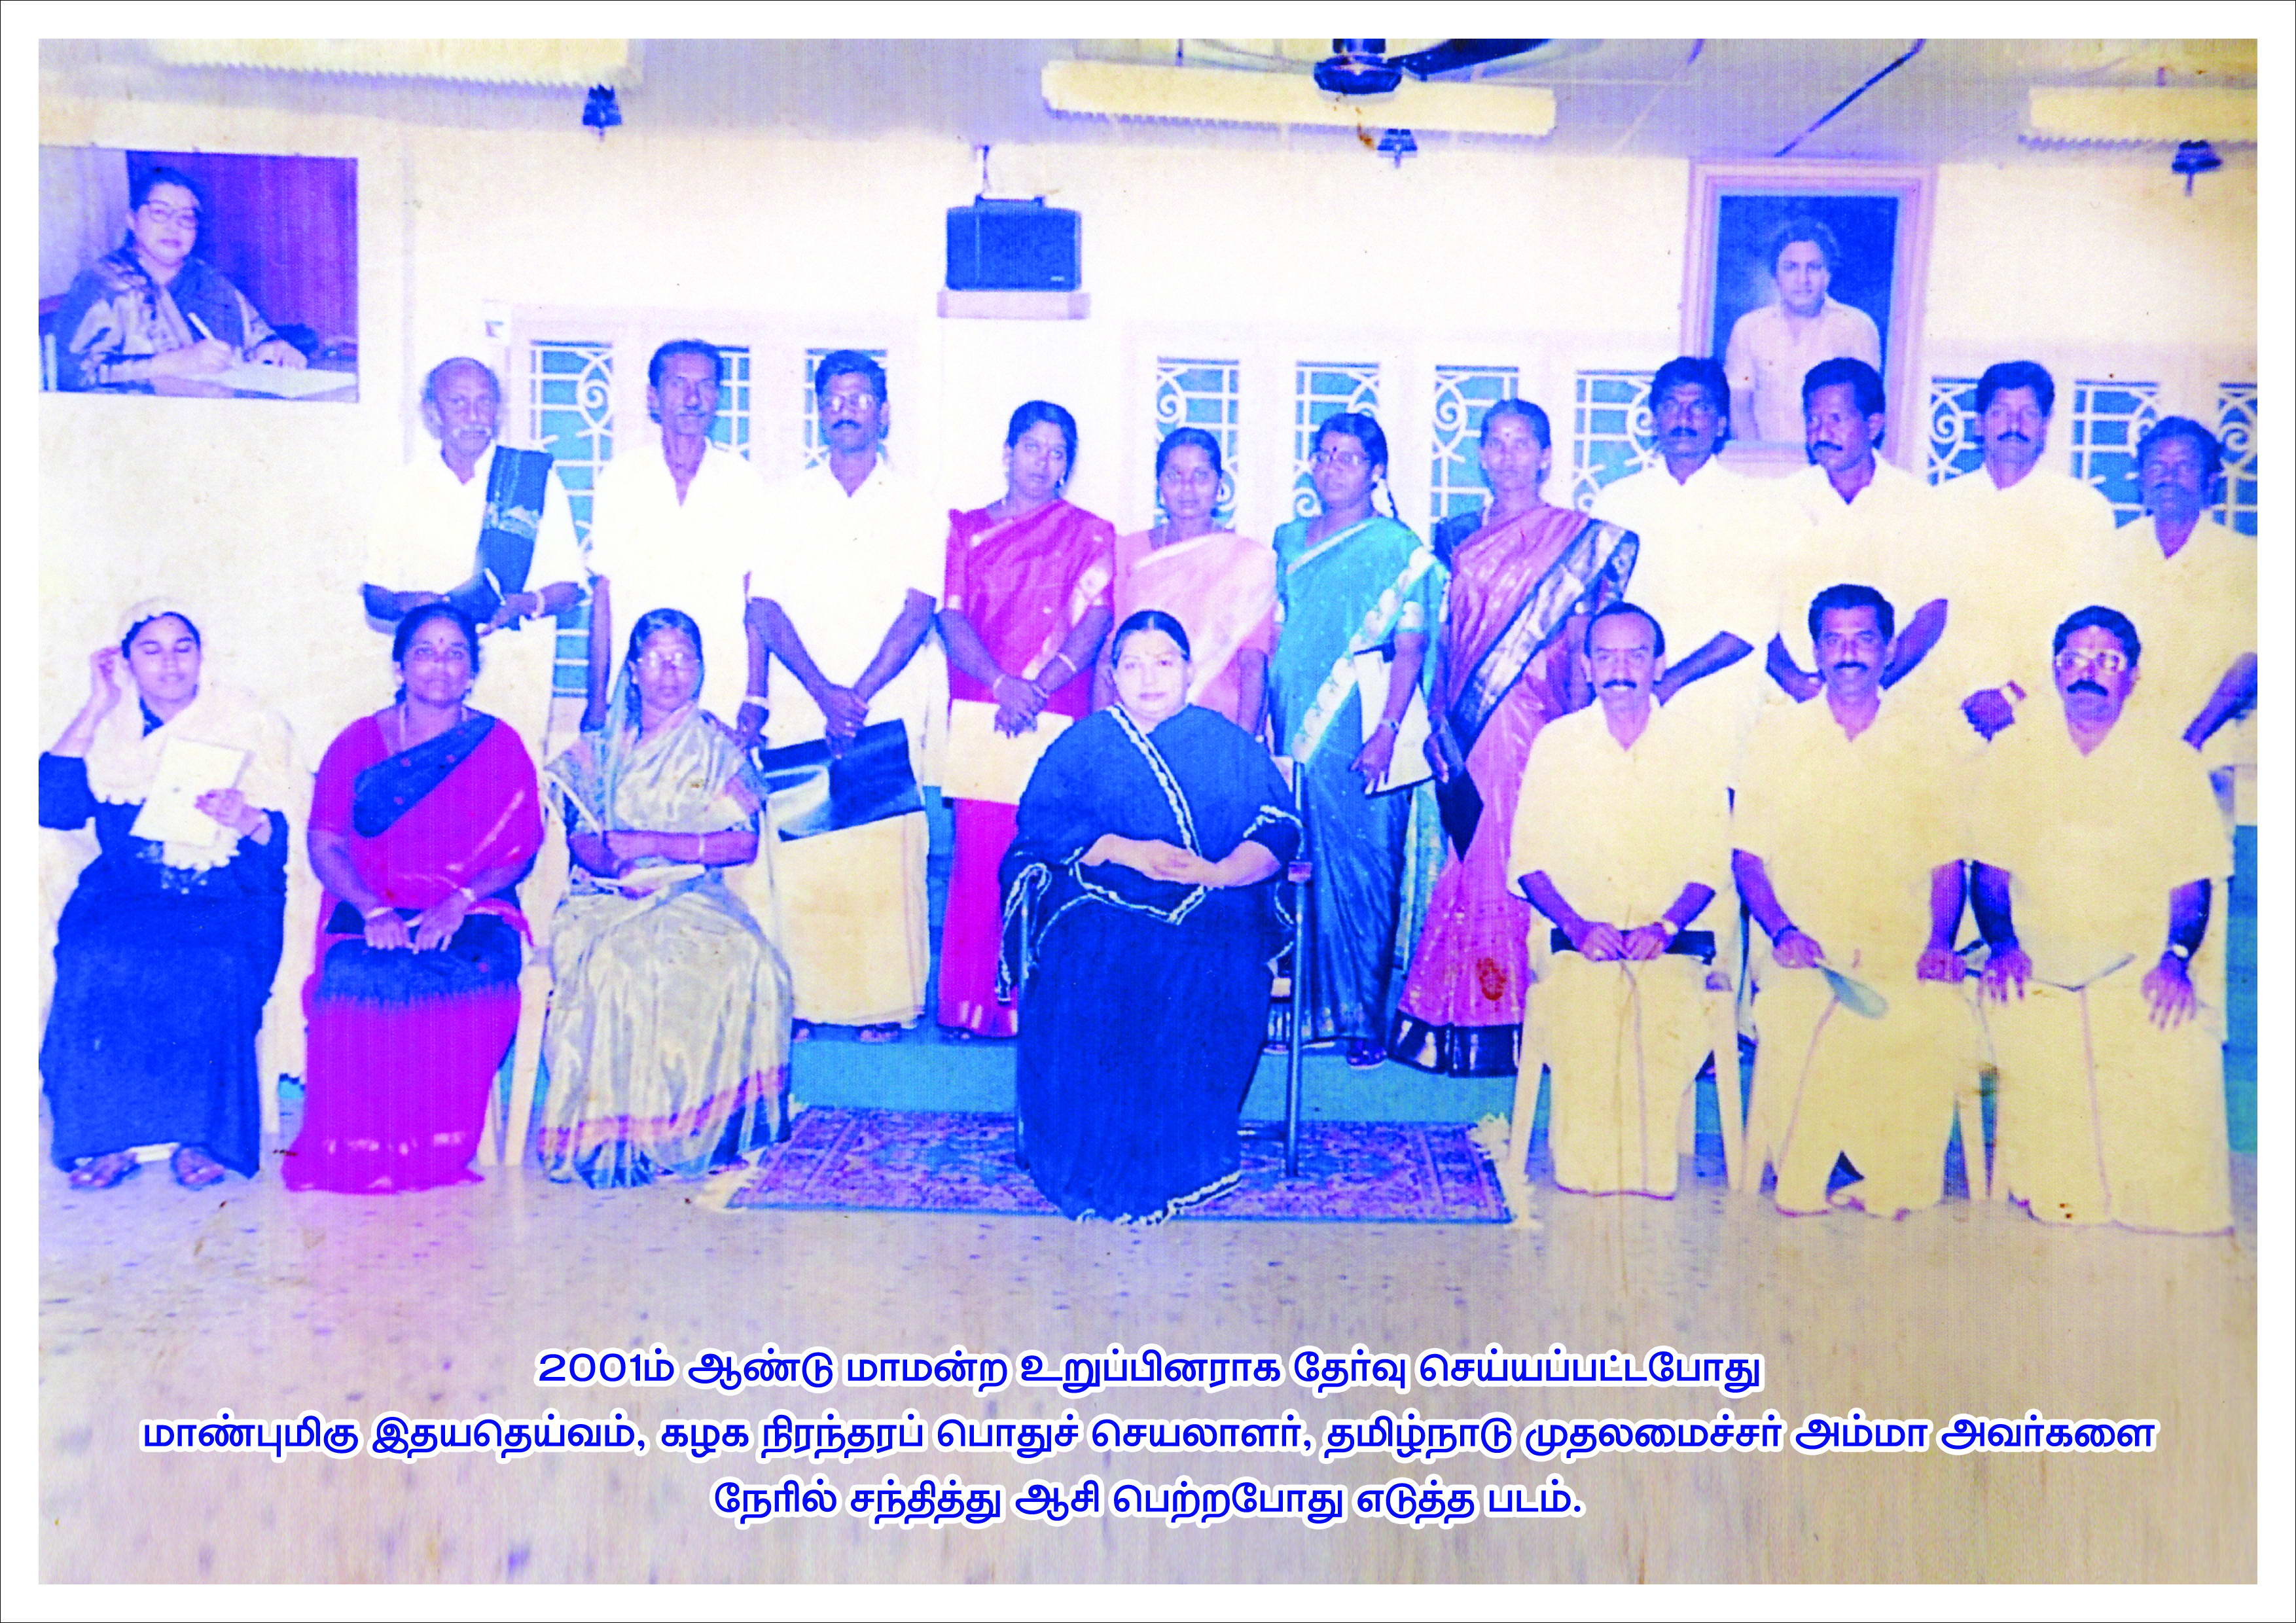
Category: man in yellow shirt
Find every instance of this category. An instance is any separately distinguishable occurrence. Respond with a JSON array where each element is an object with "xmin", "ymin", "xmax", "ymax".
[
  {"xmin": 1735, "ymin": 585, "xmax": 1975, "ymax": 1218},
  {"xmin": 1767, "ymin": 359, "xmax": 1952, "ymax": 704},
  {"xmin": 1969, "ymin": 607, "xmax": 2233, "ymax": 1234},
  {"xmin": 1937, "ymin": 361, "xmax": 2119, "ymax": 737},
  {"xmin": 2109, "ymin": 418, "xmax": 2257, "ymax": 760},
  {"xmin": 1508, "ymin": 605, "xmax": 1731, "ymax": 1199},
  {"xmin": 1590, "ymin": 356, "xmax": 1792, "ymax": 743}
]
